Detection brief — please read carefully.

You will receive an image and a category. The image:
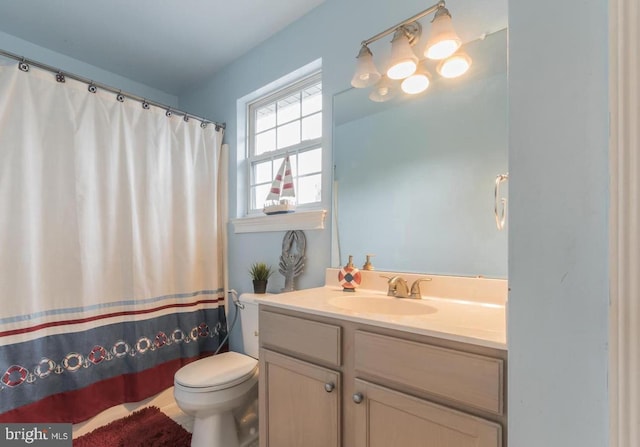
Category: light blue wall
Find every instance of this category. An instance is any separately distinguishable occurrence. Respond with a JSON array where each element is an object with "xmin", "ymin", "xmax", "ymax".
[
  {"xmin": 178, "ymin": 0, "xmax": 485, "ymax": 356},
  {"xmin": 182, "ymin": 0, "xmax": 611, "ymax": 445},
  {"xmin": 508, "ymin": 0, "xmax": 609, "ymax": 445},
  {"xmin": 179, "ymin": 0, "xmax": 445, "ymax": 295},
  {"xmin": 0, "ymin": 30, "xmax": 178, "ymax": 106},
  {"xmin": 178, "ymin": 0, "xmax": 455, "ymax": 323}
]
